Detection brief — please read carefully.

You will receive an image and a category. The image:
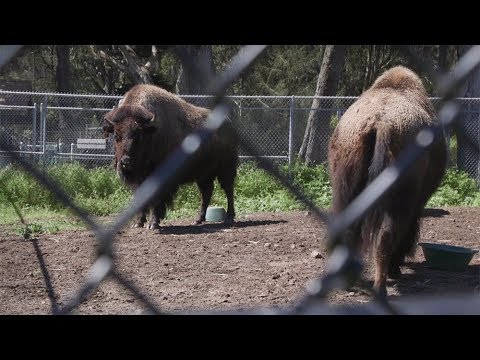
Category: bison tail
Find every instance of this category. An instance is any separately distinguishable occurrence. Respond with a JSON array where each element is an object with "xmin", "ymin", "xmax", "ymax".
[
  {"xmin": 359, "ymin": 123, "xmax": 395, "ymax": 253},
  {"xmin": 368, "ymin": 123, "xmax": 394, "ymax": 181}
]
